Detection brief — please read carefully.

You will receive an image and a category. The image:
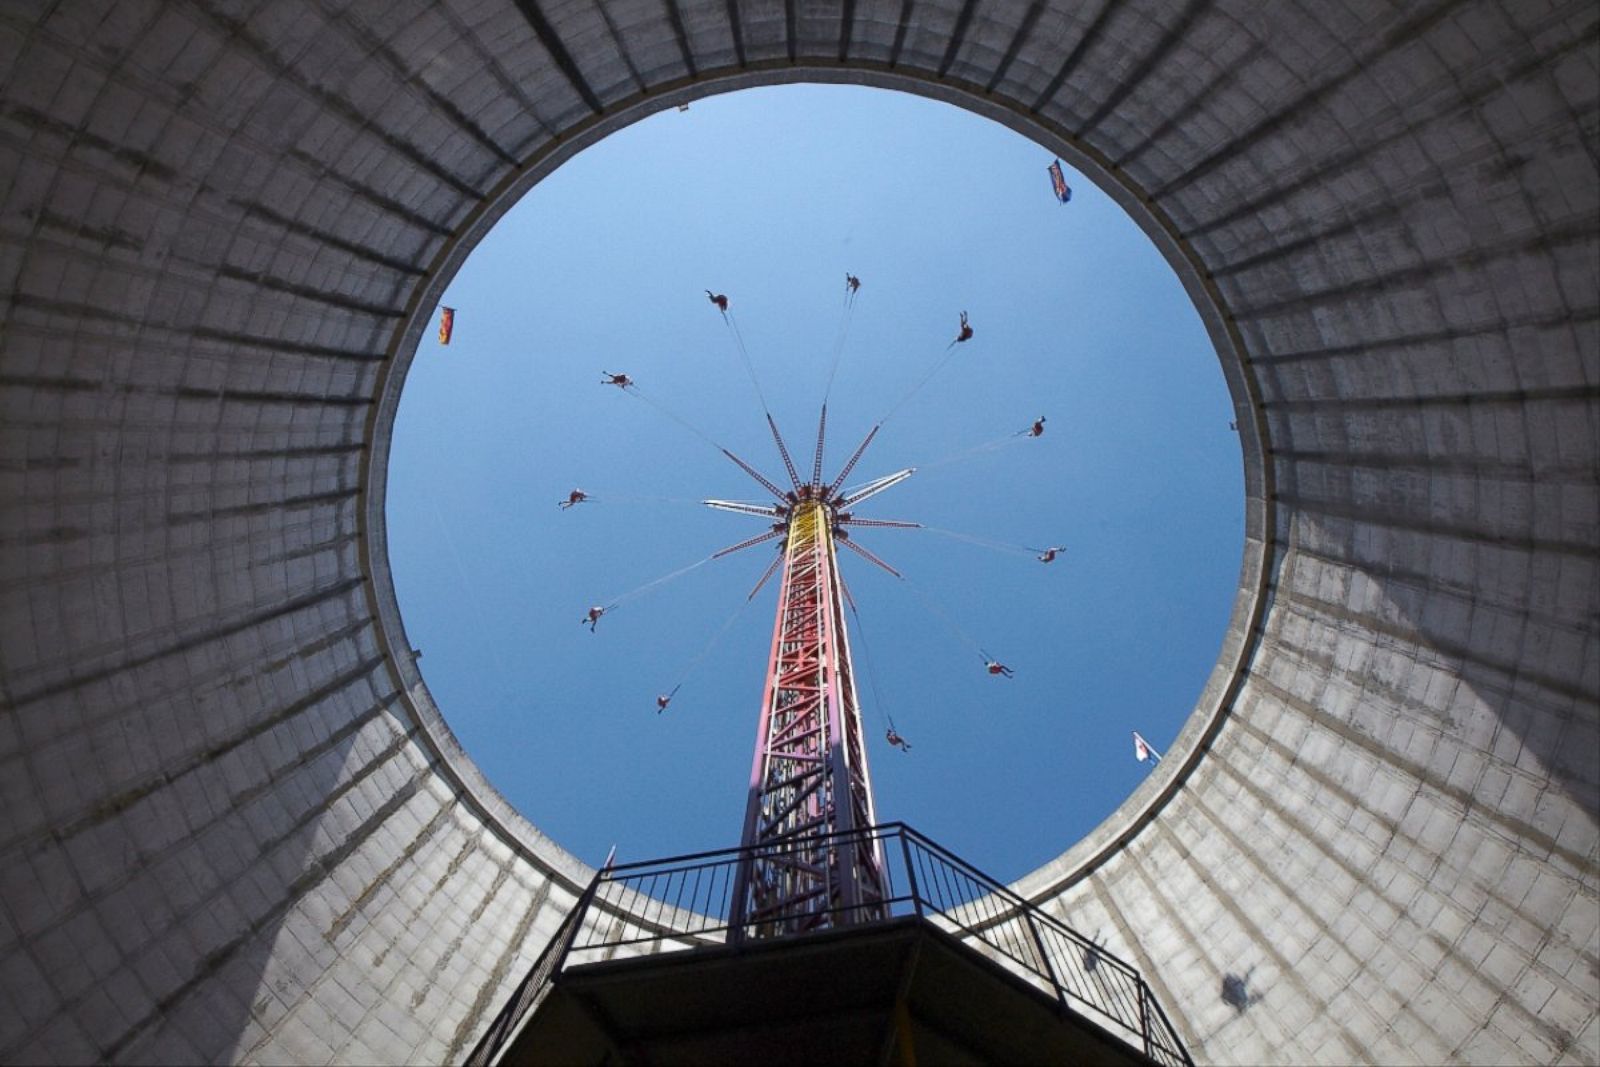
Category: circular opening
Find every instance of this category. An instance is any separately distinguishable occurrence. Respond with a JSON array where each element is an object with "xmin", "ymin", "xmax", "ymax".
[{"xmin": 382, "ymin": 84, "xmax": 1245, "ymax": 883}]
